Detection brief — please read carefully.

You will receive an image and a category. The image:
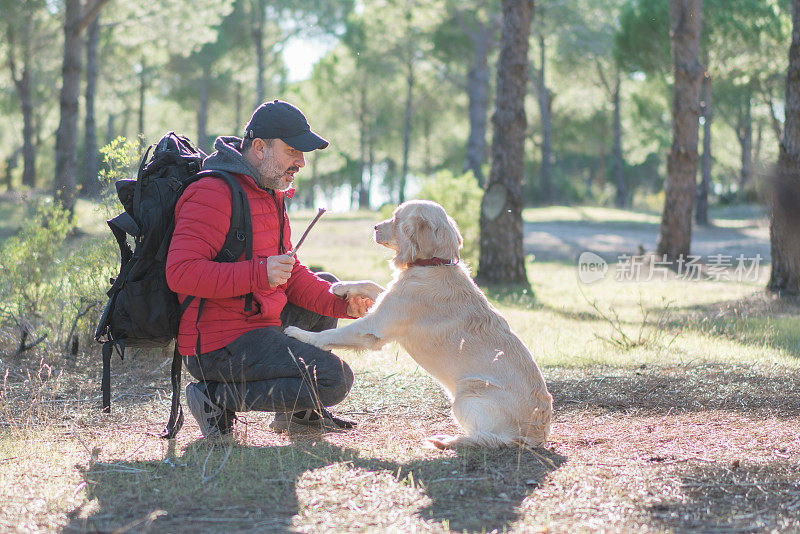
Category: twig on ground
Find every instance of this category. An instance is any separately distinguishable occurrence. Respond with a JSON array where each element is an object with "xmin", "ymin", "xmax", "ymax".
[{"xmin": 201, "ymin": 443, "xmax": 233, "ymax": 483}]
